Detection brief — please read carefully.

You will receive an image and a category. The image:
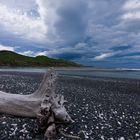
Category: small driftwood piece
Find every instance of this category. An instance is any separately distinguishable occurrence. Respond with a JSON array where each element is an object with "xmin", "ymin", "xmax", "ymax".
[{"xmin": 0, "ymin": 68, "xmax": 72, "ymax": 139}]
